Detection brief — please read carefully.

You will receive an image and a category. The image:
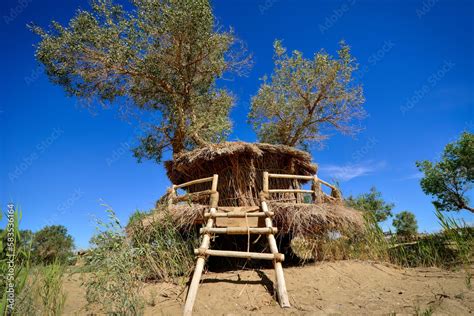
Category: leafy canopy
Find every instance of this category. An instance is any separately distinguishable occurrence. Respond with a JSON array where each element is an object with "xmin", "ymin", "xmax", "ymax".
[
  {"xmin": 346, "ymin": 186, "xmax": 394, "ymax": 222},
  {"xmin": 31, "ymin": 0, "xmax": 250, "ymax": 161},
  {"xmin": 32, "ymin": 225, "xmax": 74, "ymax": 264},
  {"xmin": 416, "ymin": 132, "xmax": 473, "ymax": 213},
  {"xmin": 249, "ymin": 40, "xmax": 365, "ymax": 148},
  {"xmin": 392, "ymin": 211, "xmax": 418, "ymax": 237}
]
